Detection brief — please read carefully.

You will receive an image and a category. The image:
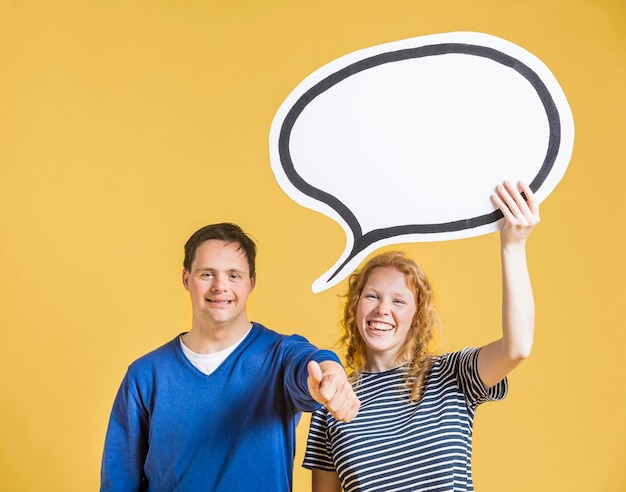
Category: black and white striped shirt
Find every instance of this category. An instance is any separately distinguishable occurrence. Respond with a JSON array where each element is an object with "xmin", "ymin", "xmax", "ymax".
[{"xmin": 303, "ymin": 347, "xmax": 507, "ymax": 492}]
